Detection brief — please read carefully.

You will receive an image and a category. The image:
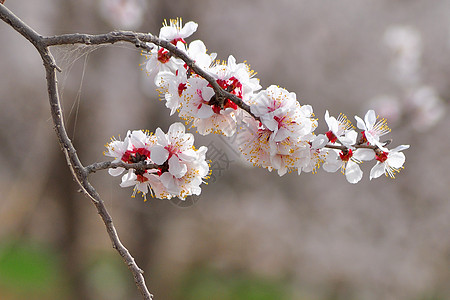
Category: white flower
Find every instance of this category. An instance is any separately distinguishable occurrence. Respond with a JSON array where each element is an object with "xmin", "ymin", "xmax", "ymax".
[
  {"xmin": 324, "ymin": 110, "xmax": 357, "ymax": 148},
  {"xmin": 144, "ymin": 46, "xmax": 183, "ymax": 80},
  {"xmin": 370, "ymin": 145, "xmax": 409, "ymax": 179},
  {"xmin": 150, "ymin": 123, "xmax": 209, "ymax": 199},
  {"xmin": 120, "ymin": 170, "xmax": 154, "ymax": 200},
  {"xmin": 104, "ymin": 130, "xmax": 155, "ymax": 176},
  {"xmin": 159, "ymin": 18, "xmax": 198, "ymax": 44},
  {"xmin": 155, "ymin": 69, "xmax": 188, "ymax": 115},
  {"xmin": 186, "ymin": 40, "xmax": 217, "ymax": 70},
  {"xmin": 355, "ymin": 110, "xmax": 391, "ymax": 149},
  {"xmin": 180, "ymin": 77, "xmax": 237, "ymax": 136},
  {"xmin": 251, "ymin": 85, "xmax": 315, "ymax": 143},
  {"xmin": 237, "ymin": 117, "xmax": 273, "ymax": 170},
  {"xmin": 323, "ymin": 148, "xmax": 375, "ymax": 184}
]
